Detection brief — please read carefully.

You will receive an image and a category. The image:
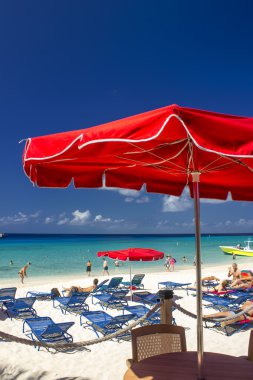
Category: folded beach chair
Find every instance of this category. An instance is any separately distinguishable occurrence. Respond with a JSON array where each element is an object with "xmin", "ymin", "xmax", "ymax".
[
  {"xmin": 121, "ymin": 274, "xmax": 145, "ymax": 290},
  {"xmin": 4, "ymin": 297, "xmax": 37, "ymax": 319},
  {"xmin": 53, "ymin": 293, "xmax": 89, "ymax": 314},
  {"xmin": 23, "ymin": 316, "xmax": 74, "ymax": 350},
  {"xmin": 26, "ymin": 290, "xmax": 53, "ymax": 300},
  {"xmin": 158, "ymin": 281, "xmax": 191, "ymax": 294},
  {"xmin": 80, "ymin": 310, "xmax": 134, "ymax": 341},
  {"xmin": 93, "ymin": 289, "xmax": 128, "ymax": 310},
  {"xmin": 0, "ymin": 287, "xmax": 17, "ymax": 307}
]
